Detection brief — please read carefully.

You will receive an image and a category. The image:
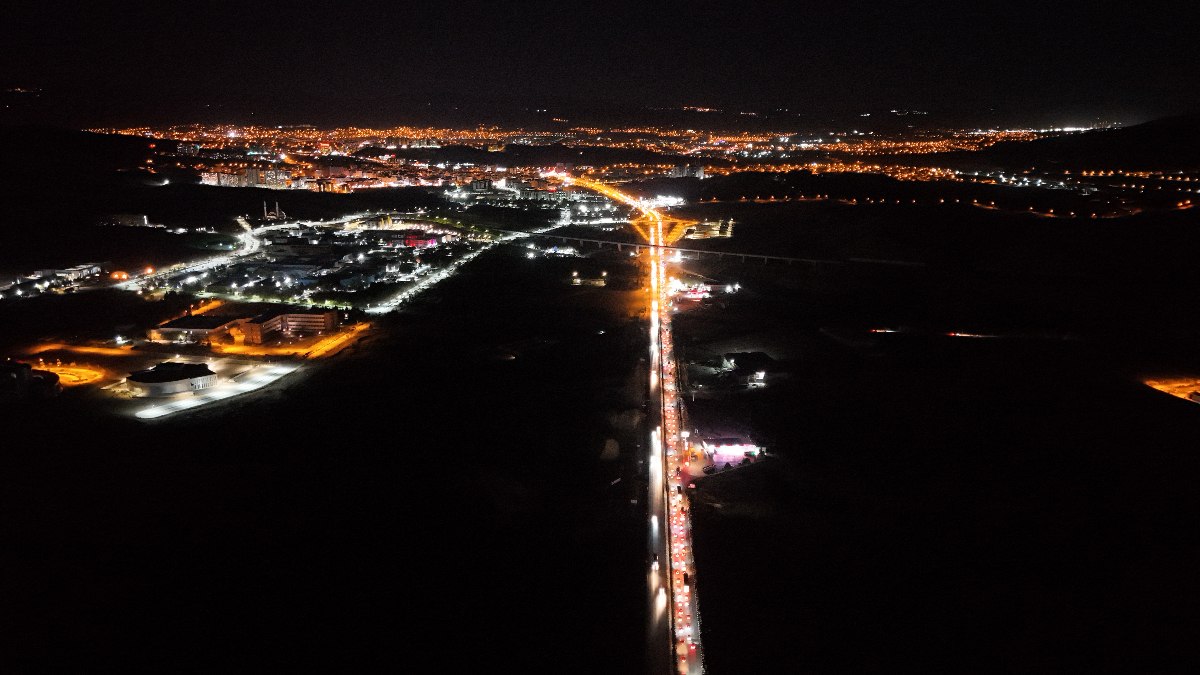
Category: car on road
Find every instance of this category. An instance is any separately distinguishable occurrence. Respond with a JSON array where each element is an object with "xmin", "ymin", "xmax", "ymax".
[{"xmin": 651, "ymin": 554, "xmax": 660, "ymax": 571}]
